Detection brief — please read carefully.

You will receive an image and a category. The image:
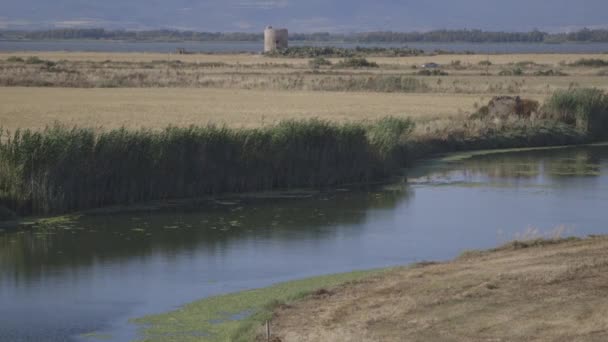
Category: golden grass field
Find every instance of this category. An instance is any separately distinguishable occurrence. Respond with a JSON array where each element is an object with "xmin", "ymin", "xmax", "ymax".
[
  {"xmin": 1, "ymin": 52, "xmax": 607, "ymax": 131},
  {"xmin": 0, "ymin": 87, "xmax": 495, "ymax": 131}
]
